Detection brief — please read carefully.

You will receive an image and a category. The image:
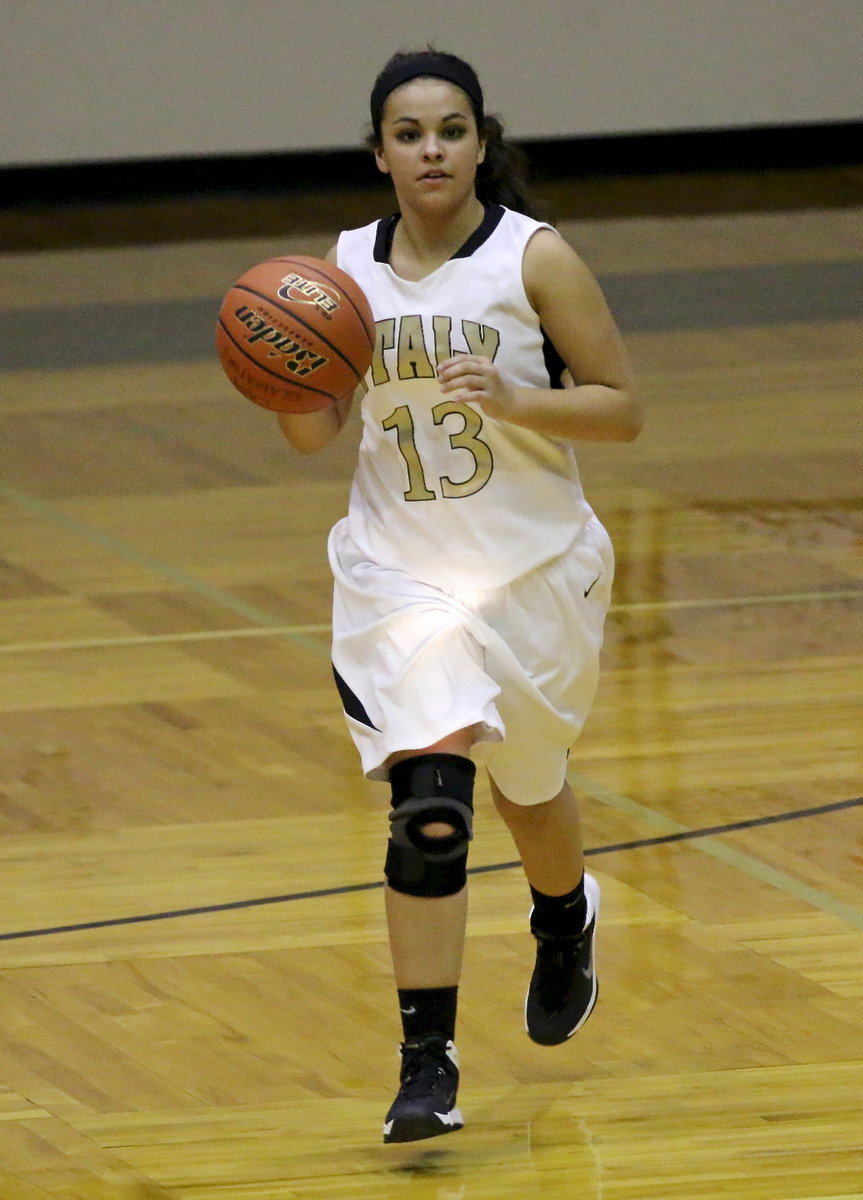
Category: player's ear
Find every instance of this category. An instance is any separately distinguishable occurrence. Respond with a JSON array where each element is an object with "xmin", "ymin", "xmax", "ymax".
[
  {"xmin": 374, "ymin": 145, "xmax": 390, "ymax": 175},
  {"xmin": 476, "ymin": 137, "xmax": 486, "ymax": 166}
]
